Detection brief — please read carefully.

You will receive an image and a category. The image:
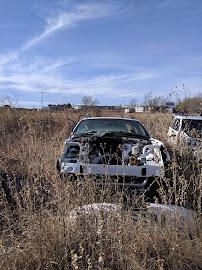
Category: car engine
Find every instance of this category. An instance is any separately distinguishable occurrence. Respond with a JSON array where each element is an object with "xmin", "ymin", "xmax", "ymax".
[{"xmin": 64, "ymin": 135, "xmax": 153, "ymax": 166}]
